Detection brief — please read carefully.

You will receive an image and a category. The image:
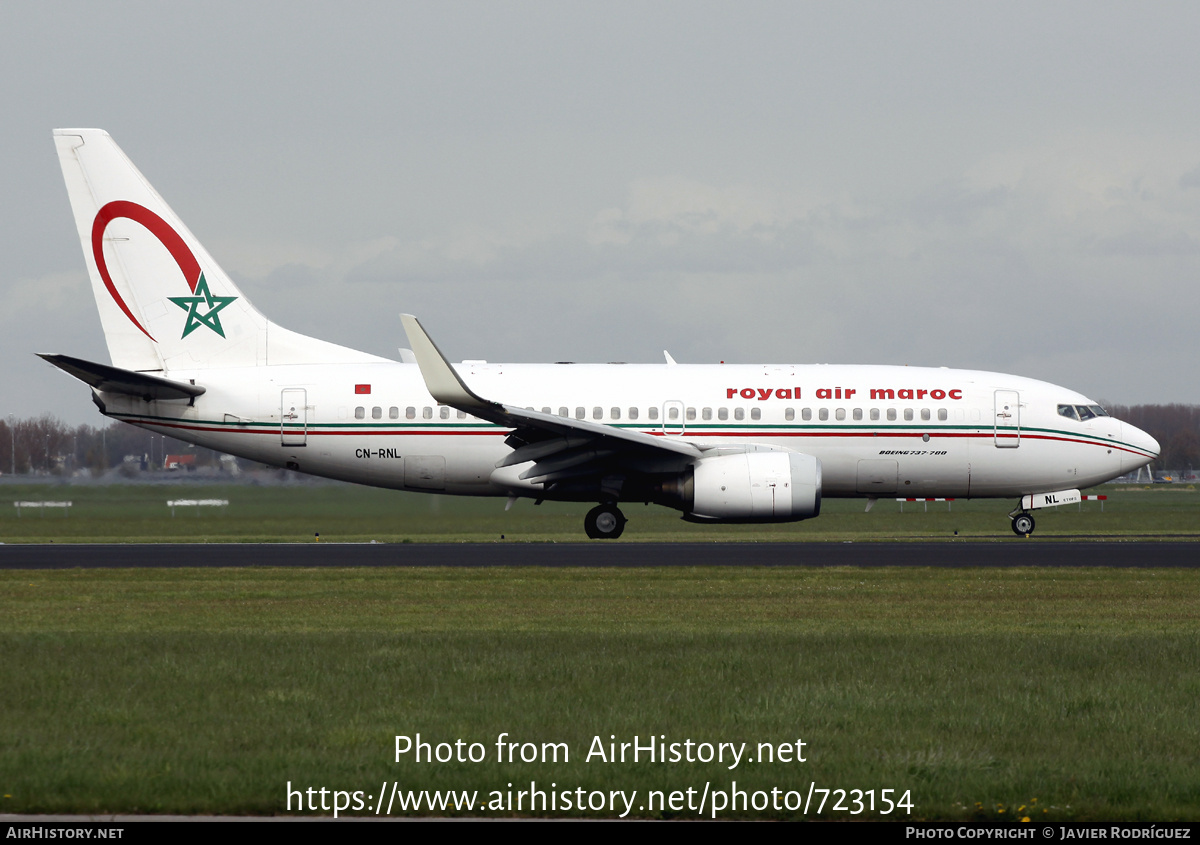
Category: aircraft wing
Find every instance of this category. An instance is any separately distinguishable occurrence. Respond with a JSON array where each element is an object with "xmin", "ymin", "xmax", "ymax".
[{"xmin": 400, "ymin": 314, "xmax": 701, "ymax": 485}]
